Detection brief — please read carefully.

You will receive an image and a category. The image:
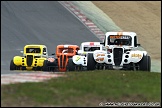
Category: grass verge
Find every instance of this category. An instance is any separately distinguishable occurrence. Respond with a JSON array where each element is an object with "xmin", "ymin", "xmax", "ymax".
[{"xmin": 1, "ymin": 70, "xmax": 161, "ymax": 107}]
